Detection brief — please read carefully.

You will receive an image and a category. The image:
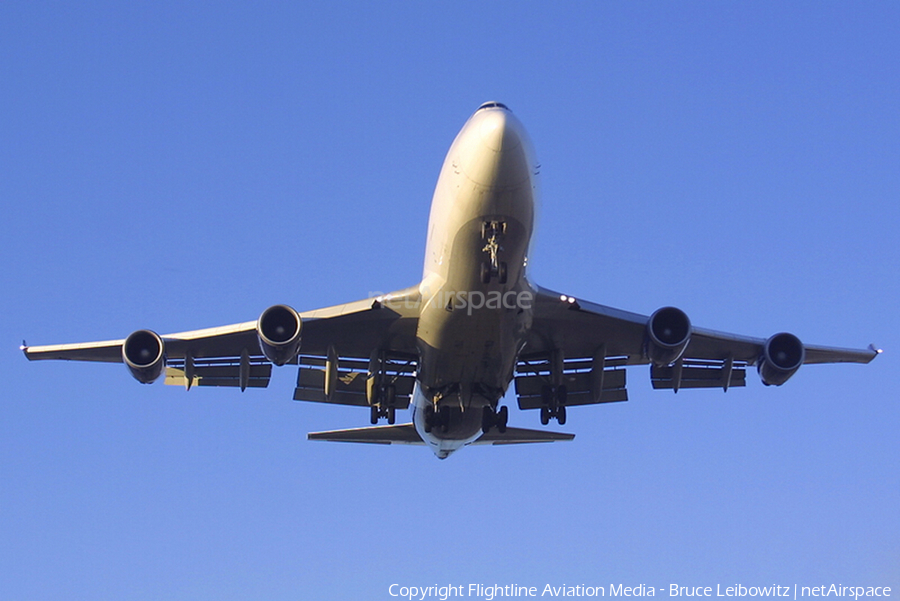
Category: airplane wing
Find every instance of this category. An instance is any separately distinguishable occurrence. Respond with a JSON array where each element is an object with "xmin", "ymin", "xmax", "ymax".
[
  {"xmin": 517, "ymin": 285, "xmax": 880, "ymax": 409},
  {"xmin": 23, "ymin": 286, "xmax": 422, "ymax": 400}
]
